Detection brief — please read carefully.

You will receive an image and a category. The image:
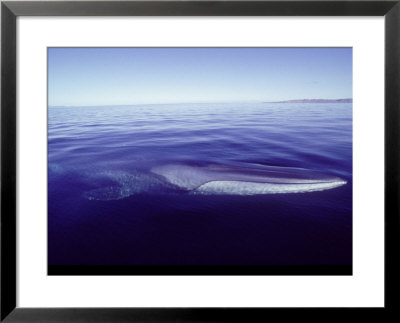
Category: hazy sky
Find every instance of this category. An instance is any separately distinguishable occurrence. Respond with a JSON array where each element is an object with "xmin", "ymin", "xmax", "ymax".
[{"xmin": 48, "ymin": 47, "xmax": 352, "ymax": 106}]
